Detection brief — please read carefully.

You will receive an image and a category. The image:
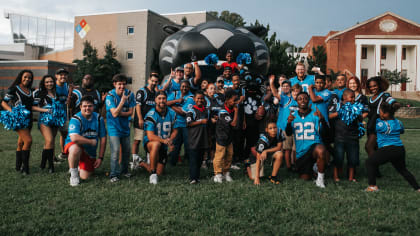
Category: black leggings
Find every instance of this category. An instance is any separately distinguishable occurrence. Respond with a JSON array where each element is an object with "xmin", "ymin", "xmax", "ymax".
[{"xmin": 366, "ymin": 145, "xmax": 420, "ymax": 190}]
